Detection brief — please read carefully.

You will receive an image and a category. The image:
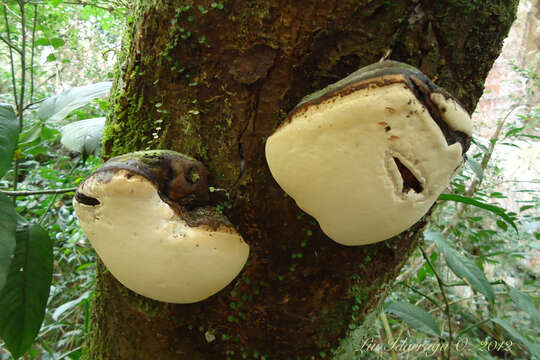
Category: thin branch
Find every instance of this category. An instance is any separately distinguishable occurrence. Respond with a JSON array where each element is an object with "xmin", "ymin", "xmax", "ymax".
[
  {"xmin": 397, "ymin": 282, "xmax": 443, "ymax": 311},
  {"xmin": 441, "ymin": 106, "xmax": 521, "ymax": 237},
  {"xmin": 3, "ymin": 4, "xmax": 19, "ymax": 110},
  {"xmin": 29, "ymin": 3, "xmax": 37, "ymax": 103},
  {"xmin": 38, "ymin": 193, "xmax": 58, "ymax": 224},
  {"xmin": 1, "ymin": 187, "xmax": 78, "ymax": 196},
  {"xmin": 18, "ymin": 0, "xmax": 26, "ymax": 127},
  {"xmin": 420, "ymin": 245, "xmax": 453, "ymax": 360},
  {"xmin": 22, "ymin": 97, "xmax": 45, "ymax": 111},
  {"xmin": 0, "ymin": 34, "xmax": 23, "ymax": 54},
  {"xmin": 379, "ymin": 312, "xmax": 398, "ymax": 360},
  {"xmin": 27, "ymin": 0, "xmax": 113, "ymax": 12},
  {"xmin": 3, "ymin": 2, "xmax": 22, "ymax": 20},
  {"xmin": 36, "ymin": 65, "xmax": 66, "ymax": 89},
  {"xmin": 39, "ymin": 160, "xmax": 81, "ymax": 224}
]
